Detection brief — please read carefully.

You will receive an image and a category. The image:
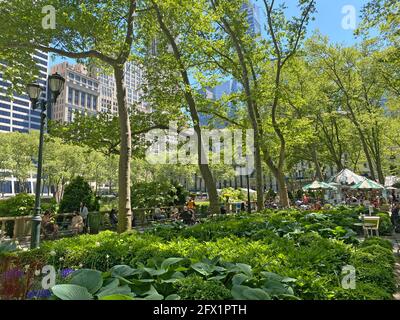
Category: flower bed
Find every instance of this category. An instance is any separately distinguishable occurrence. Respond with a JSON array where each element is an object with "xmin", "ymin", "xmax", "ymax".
[{"xmin": 0, "ymin": 207, "xmax": 396, "ymax": 300}]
